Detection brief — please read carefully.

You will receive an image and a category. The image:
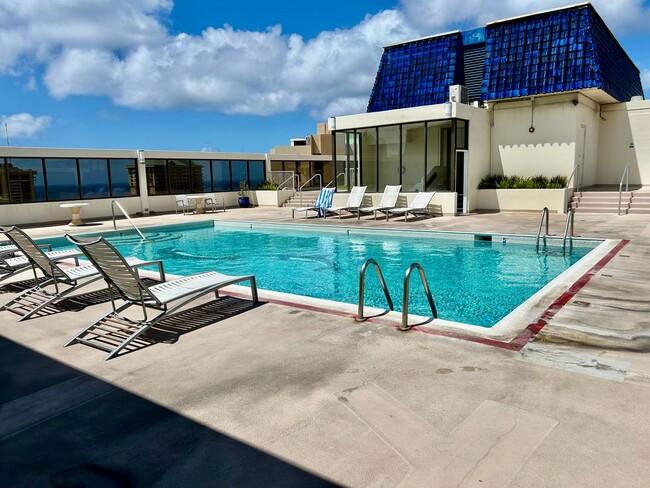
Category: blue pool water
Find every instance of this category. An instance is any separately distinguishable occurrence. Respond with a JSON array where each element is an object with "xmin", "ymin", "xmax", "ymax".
[{"xmin": 59, "ymin": 221, "xmax": 599, "ymax": 327}]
